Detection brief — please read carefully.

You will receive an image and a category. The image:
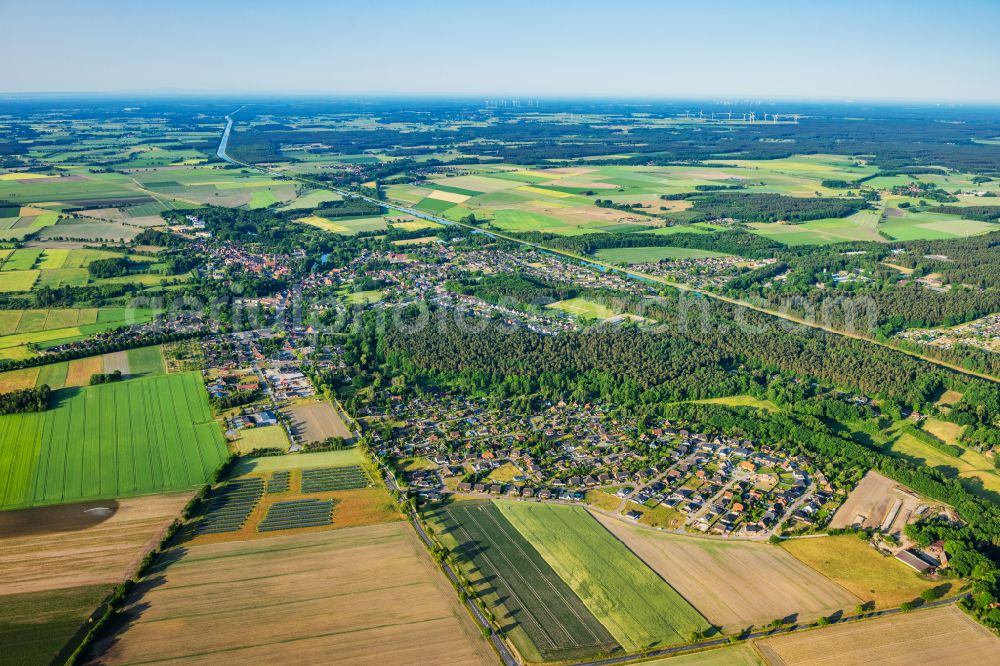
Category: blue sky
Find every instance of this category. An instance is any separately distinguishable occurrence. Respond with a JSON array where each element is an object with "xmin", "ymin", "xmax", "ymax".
[{"xmin": 5, "ymin": 0, "xmax": 999, "ymax": 102}]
